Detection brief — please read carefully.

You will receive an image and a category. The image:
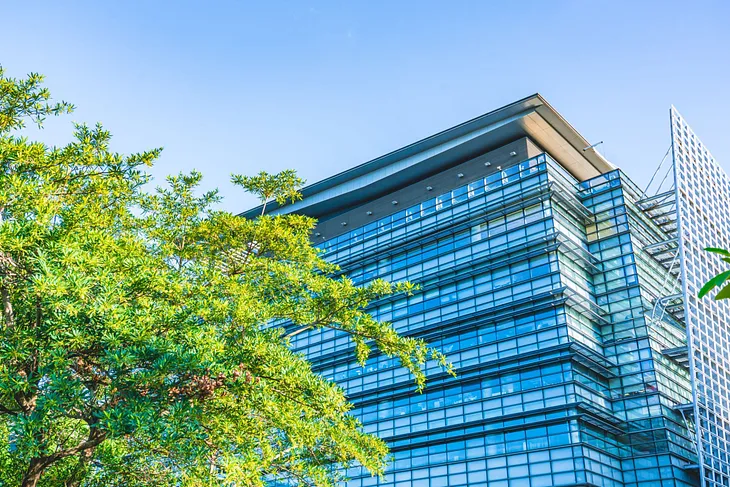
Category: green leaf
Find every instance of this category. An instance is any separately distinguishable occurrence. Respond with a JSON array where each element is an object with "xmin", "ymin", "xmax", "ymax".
[
  {"xmin": 699, "ymin": 270, "xmax": 730, "ymax": 298},
  {"xmin": 0, "ymin": 67, "xmax": 449, "ymax": 487},
  {"xmin": 716, "ymin": 282, "xmax": 730, "ymax": 300},
  {"xmin": 705, "ymin": 247, "xmax": 730, "ymax": 256}
]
